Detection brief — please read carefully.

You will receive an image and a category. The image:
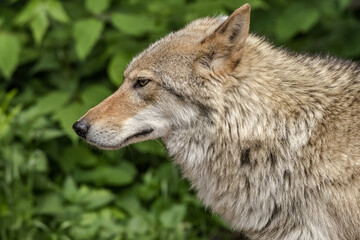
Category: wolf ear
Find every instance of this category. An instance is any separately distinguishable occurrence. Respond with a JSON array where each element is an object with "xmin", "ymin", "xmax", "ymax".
[
  {"xmin": 195, "ymin": 4, "xmax": 251, "ymax": 81},
  {"xmin": 214, "ymin": 4, "xmax": 250, "ymax": 49}
]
